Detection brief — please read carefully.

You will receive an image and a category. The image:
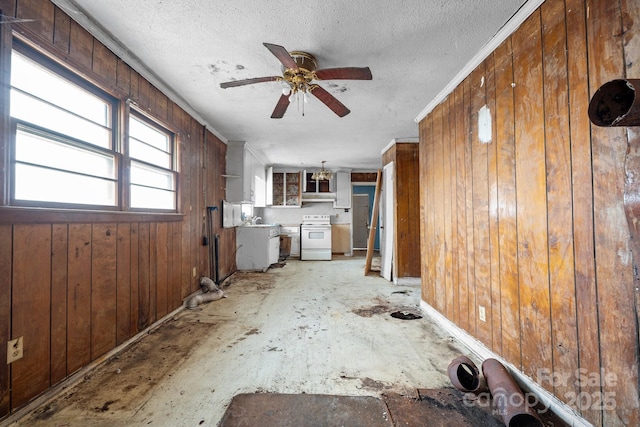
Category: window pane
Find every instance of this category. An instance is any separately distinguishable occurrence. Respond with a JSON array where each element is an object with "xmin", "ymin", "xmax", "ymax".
[
  {"xmin": 131, "ymin": 185, "xmax": 175, "ymax": 210},
  {"xmin": 130, "ymin": 138, "xmax": 171, "ymax": 168},
  {"xmin": 131, "ymin": 161, "xmax": 174, "ymax": 190},
  {"xmin": 129, "ymin": 116, "xmax": 169, "ymax": 152},
  {"xmin": 15, "ymin": 163, "xmax": 116, "ymax": 206},
  {"xmin": 11, "ymin": 51, "xmax": 110, "ymax": 127},
  {"xmin": 16, "ymin": 128, "xmax": 115, "ymax": 179},
  {"xmin": 11, "ymin": 89, "xmax": 111, "ymax": 149}
]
